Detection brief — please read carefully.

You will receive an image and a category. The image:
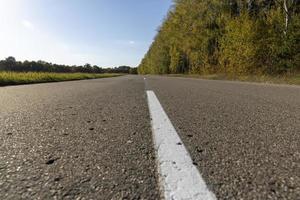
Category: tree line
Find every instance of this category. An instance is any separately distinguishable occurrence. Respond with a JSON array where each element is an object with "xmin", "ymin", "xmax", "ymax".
[
  {"xmin": 138, "ymin": 0, "xmax": 300, "ymax": 76},
  {"xmin": 0, "ymin": 56, "xmax": 138, "ymax": 74}
]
